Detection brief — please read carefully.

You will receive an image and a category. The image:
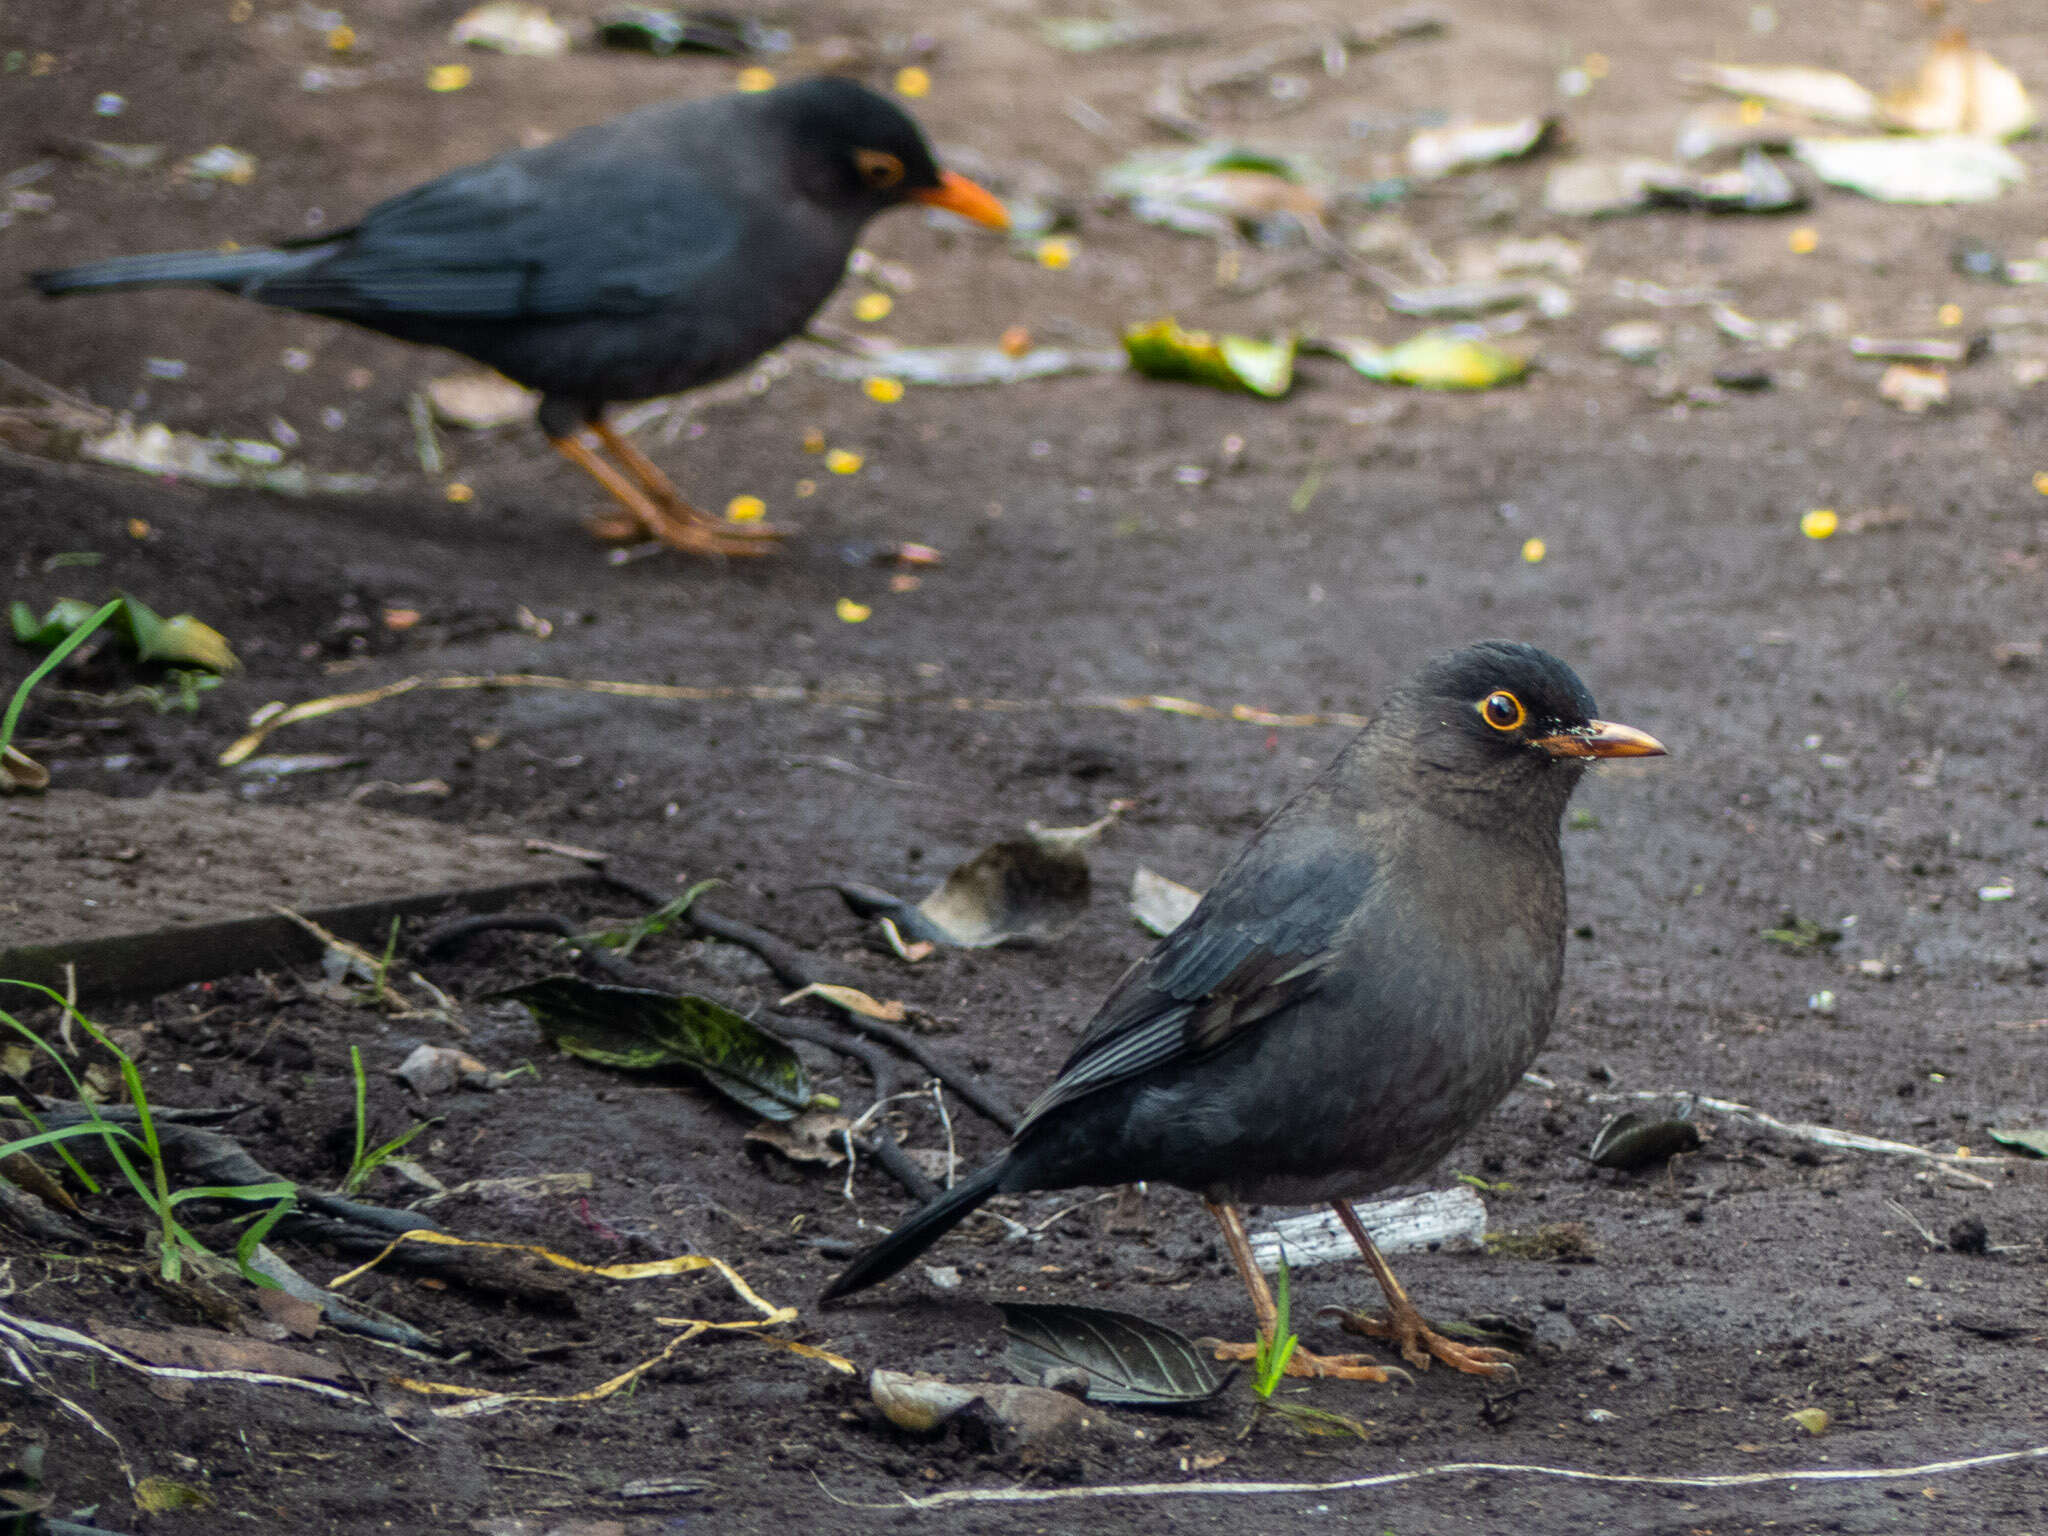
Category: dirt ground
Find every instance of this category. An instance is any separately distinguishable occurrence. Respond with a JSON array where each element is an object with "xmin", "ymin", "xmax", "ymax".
[{"xmin": 5, "ymin": 0, "xmax": 2048, "ymax": 1530}]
